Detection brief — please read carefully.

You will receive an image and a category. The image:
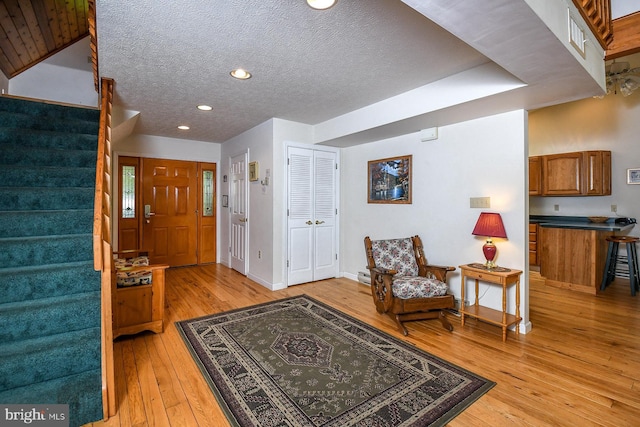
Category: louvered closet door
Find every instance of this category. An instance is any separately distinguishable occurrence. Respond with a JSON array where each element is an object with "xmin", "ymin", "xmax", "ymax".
[{"xmin": 287, "ymin": 146, "xmax": 337, "ymax": 286}]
